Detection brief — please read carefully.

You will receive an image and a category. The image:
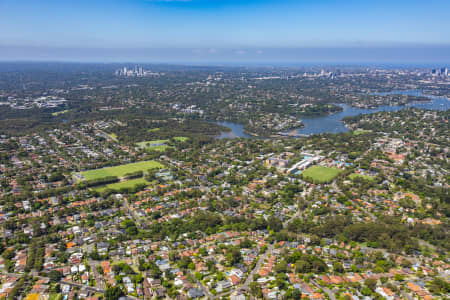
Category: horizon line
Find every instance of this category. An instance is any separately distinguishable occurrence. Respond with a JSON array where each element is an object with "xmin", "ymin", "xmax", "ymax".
[{"xmin": 0, "ymin": 60, "xmax": 449, "ymax": 67}]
